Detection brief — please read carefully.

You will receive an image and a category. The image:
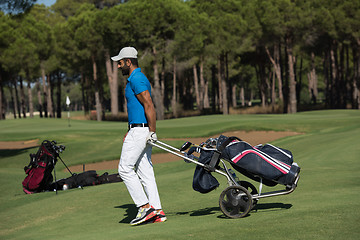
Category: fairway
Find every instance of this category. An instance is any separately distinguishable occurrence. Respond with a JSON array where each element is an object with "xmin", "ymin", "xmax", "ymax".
[{"xmin": 0, "ymin": 110, "xmax": 359, "ymax": 239}]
